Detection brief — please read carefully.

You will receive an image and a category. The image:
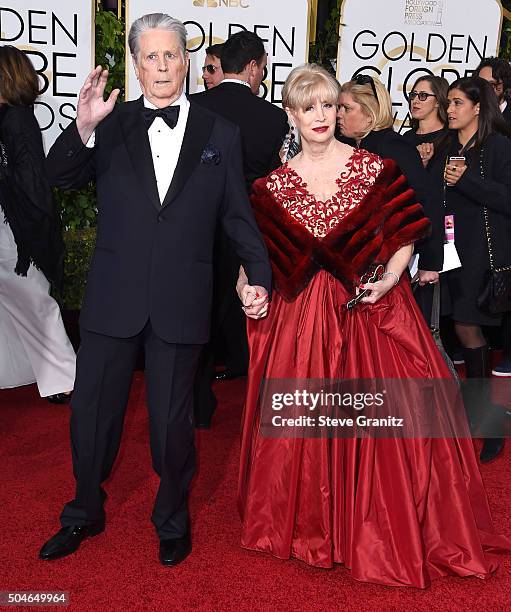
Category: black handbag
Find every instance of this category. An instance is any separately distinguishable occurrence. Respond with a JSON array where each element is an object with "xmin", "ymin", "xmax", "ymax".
[
  {"xmin": 413, "ymin": 282, "xmax": 460, "ymax": 382},
  {"xmin": 430, "ymin": 283, "xmax": 460, "ymax": 383},
  {"xmin": 475, "ymin": 149, "xmax": 511, "ymax": 314}
]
